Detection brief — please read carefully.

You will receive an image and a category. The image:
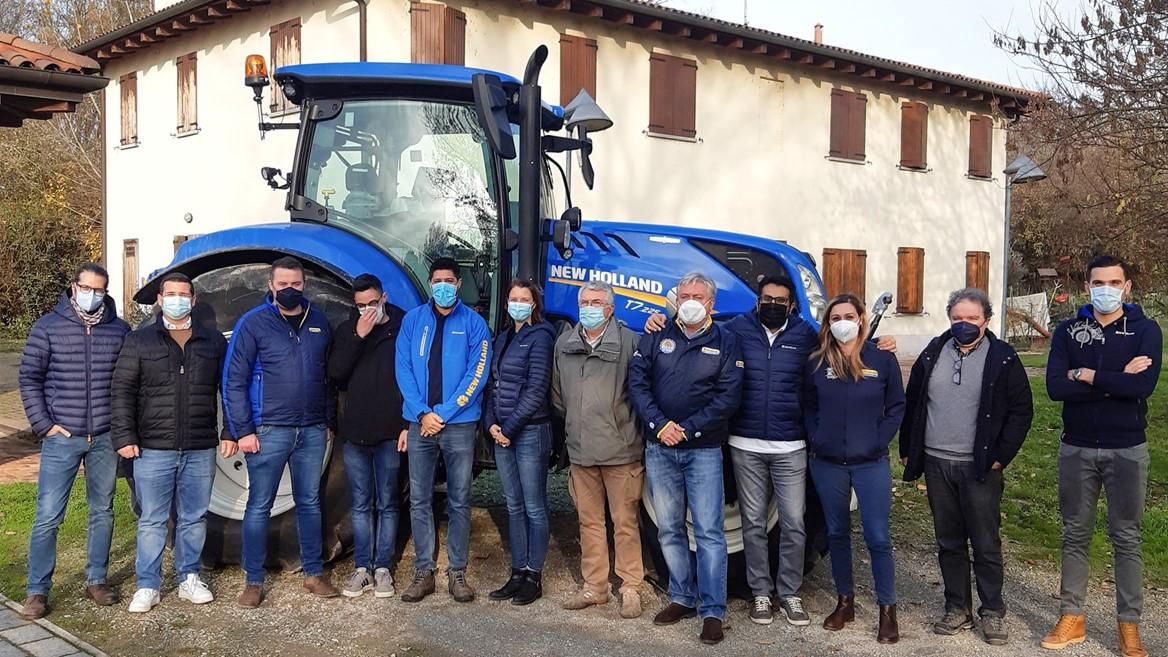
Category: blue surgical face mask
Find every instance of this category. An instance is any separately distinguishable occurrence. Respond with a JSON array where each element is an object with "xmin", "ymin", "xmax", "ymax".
[
  {"xmin": 579, "ymin": 307, "xmax": 607, "ymax": 330},
  {"xmin": 508, "ymin": 301, "xmax": 533, "ymax": 323},
  {"xmin": 431, "ymin": 281, "xmax": 458, "ymax": 308},
  {"xmin": 161, "ymin": 296, "xmax": 192, "ymax": 320},
  {"xmin": 75, "ymin": 288, "xmax": 103, "ymax": 313},
  {"xmin": 1090, "ymin": 285, "xmax": 1124, "ymax": 314}
]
